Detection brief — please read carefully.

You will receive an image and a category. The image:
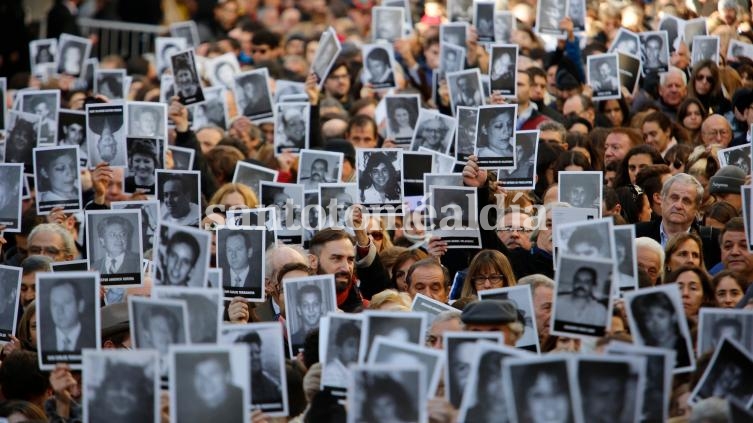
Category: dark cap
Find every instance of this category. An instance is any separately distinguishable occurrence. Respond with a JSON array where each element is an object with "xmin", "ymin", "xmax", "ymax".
[
  {"xmin": 732, "ymin": 88, "xmax": 753, "ymax": 114},
  {"xmin": 556, "ymin": 69, "xmax": 580, "ymax": 91},
  {"xmin": 324, "ymin": 138, "xmax": 356, "ymax": 164},
  {"xmin": 461, "ymin": 299, "xmax": 519, "ymax": 325},
  {"xmin": 101, "ymin": 302, "xmax": 130, "ymax": 339},
  {"xmin": 710, "ymin": 165, "xmax": 746, "ymax": 195}
]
